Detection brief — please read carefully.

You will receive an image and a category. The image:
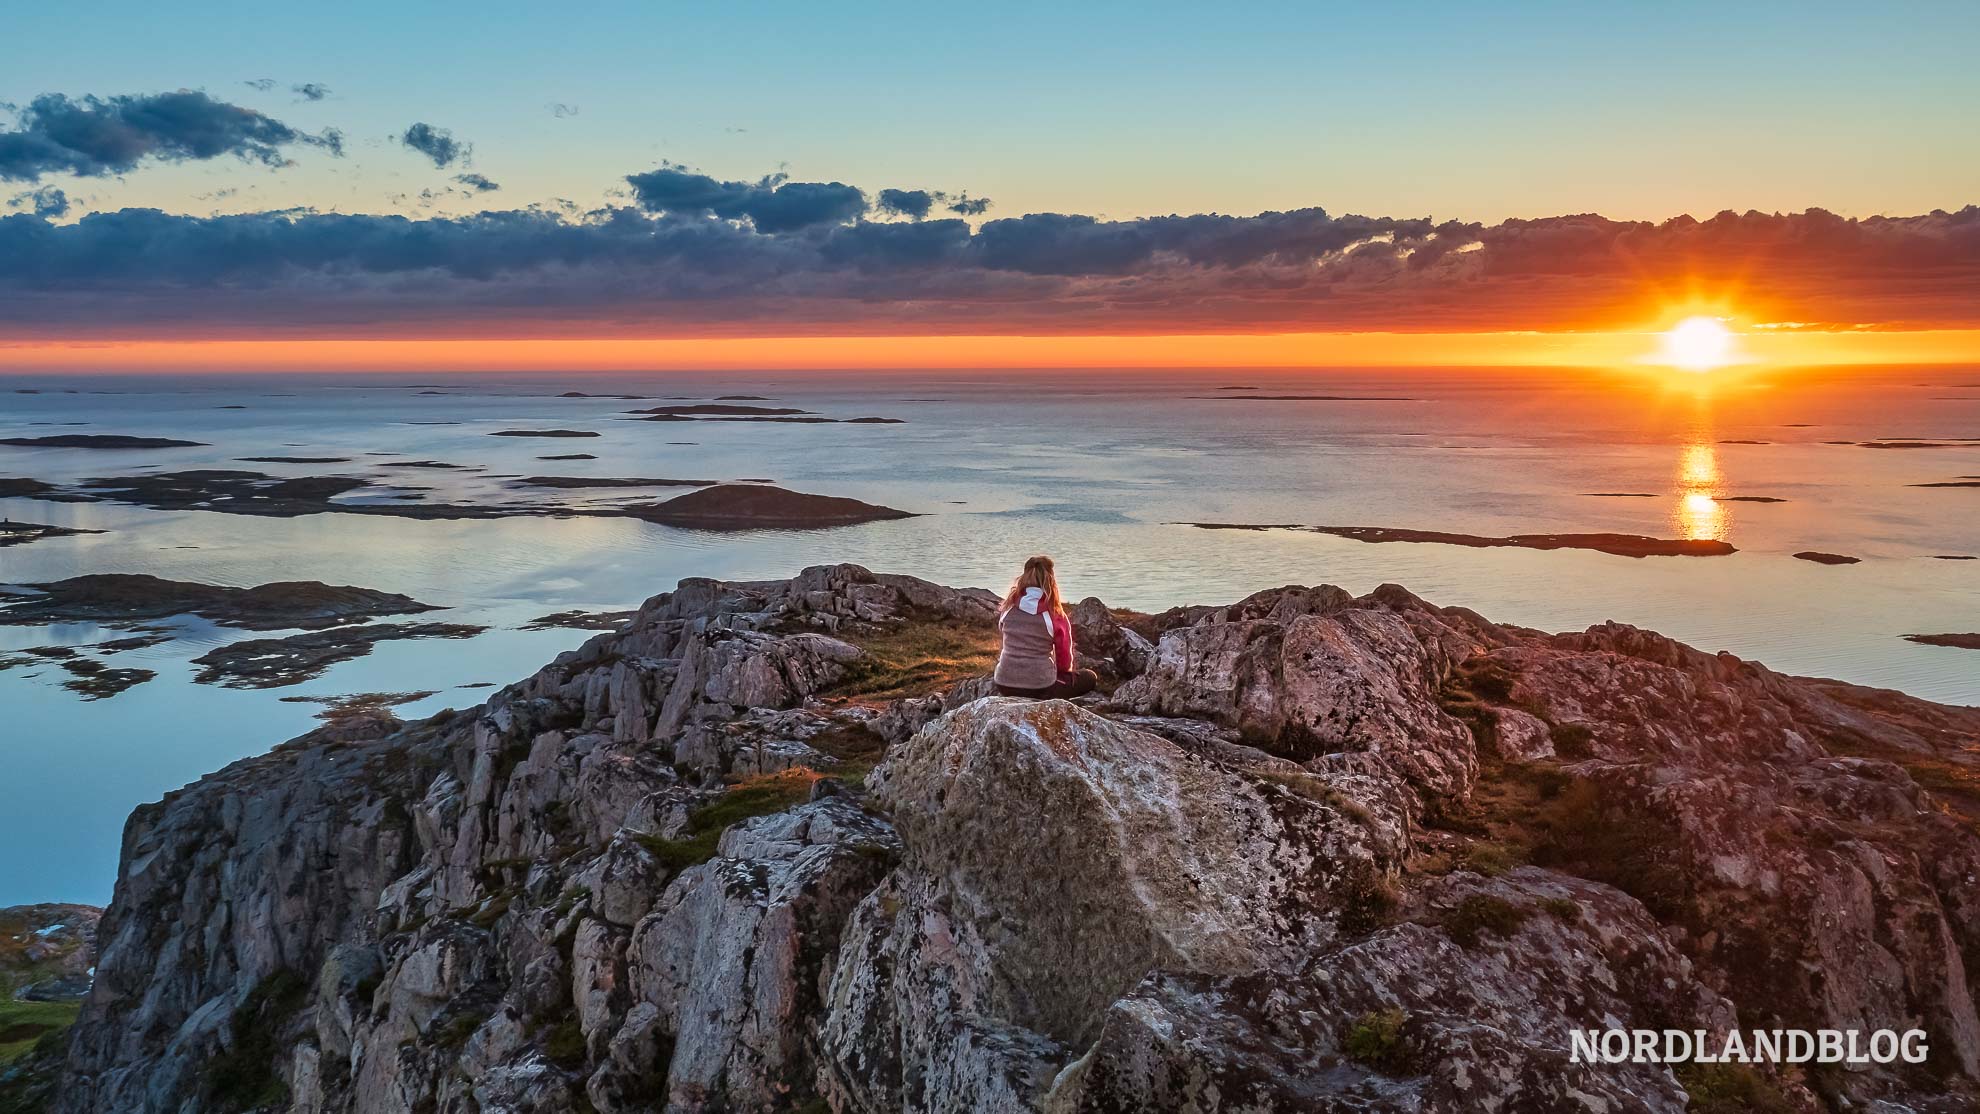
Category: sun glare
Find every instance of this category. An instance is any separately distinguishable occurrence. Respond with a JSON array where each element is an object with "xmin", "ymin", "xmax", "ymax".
[{"xmin": 1657, "ymin": 316, "xmax": 1737, "ymax": 372}]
